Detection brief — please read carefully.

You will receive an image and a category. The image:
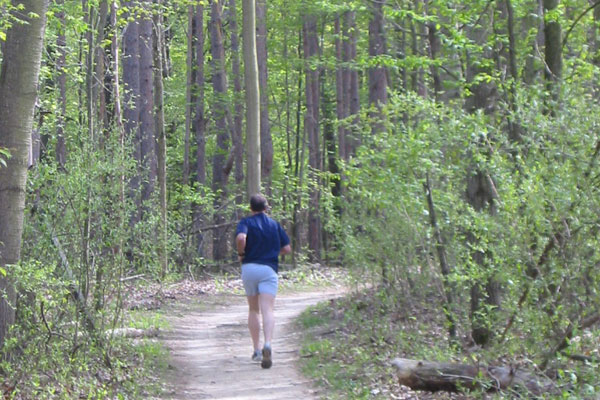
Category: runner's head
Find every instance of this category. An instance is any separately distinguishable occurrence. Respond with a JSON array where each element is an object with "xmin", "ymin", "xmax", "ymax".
[{"xmin": 250, "ymin": 194, "xmax": 268, "ymax": 212}]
